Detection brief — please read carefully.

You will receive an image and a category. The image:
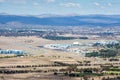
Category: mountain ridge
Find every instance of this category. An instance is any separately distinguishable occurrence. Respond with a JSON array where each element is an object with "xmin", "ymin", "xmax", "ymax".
[{"xmin": 0, "ymin": 14, "xmax": 120, "ymax": 27}]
